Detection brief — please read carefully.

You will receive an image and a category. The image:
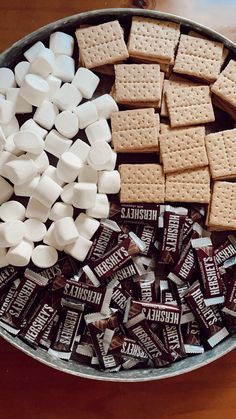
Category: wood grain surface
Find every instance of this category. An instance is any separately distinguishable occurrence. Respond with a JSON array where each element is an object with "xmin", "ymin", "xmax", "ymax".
[{"xmin": 0, "ymin": 1, "xmax": 236, "ymax": 419}]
